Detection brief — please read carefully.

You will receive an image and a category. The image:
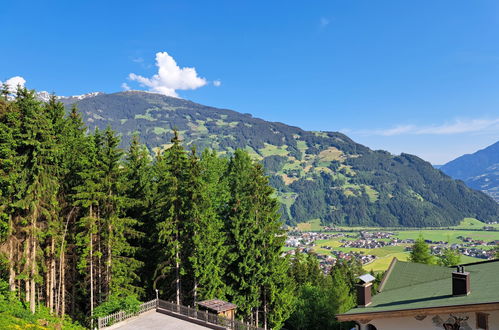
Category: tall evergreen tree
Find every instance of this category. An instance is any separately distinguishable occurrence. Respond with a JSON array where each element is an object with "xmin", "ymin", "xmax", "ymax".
[
  {"xmin": 409, "ymin": 235, "xmax": 434, "ymax": 264},
  {"xmin": 223, "ymin": 149, "xmax": 293, "ymax": 327},
  {"xmin": 184, "ymin": 148, "xmax": 227, "ymax": 304},
  {"xmin": 437, "ymin": 247, "xmax": 461, "ymax": 267},
  {"xmin": 154, "ymin": 130, "xmax": 189, "ymax": 304},
  {"xmin": 9, "ymin": 89, "xmax": 62, "ymax": 313}
]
